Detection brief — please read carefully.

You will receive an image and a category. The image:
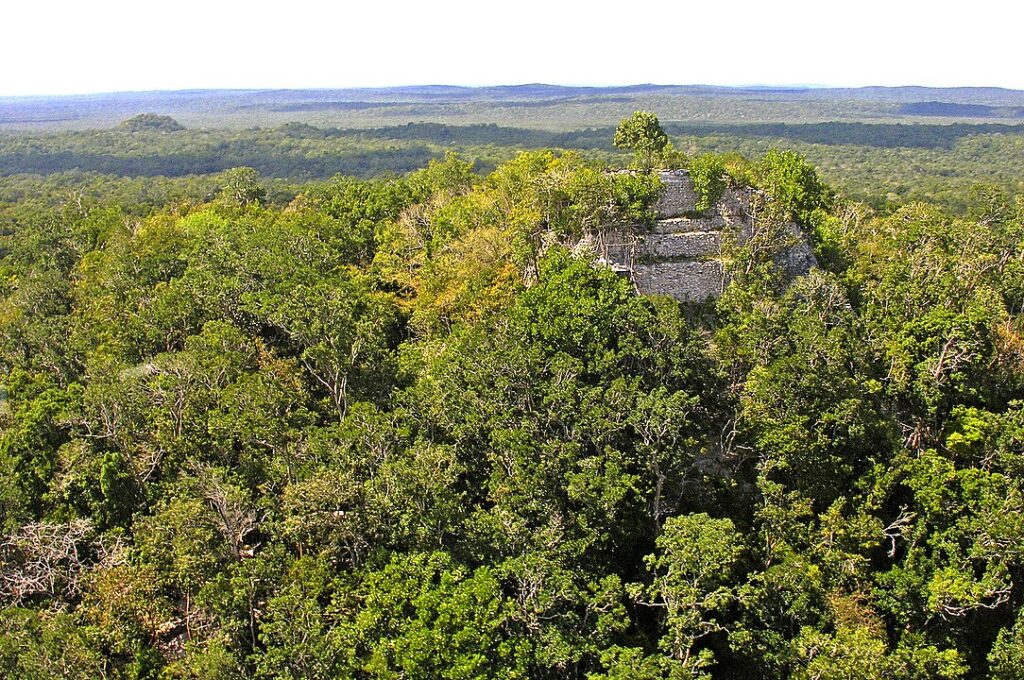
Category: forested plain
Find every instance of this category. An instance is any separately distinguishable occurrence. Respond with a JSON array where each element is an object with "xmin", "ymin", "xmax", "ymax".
[
  {"xmin": 3, "ymin": 97, "xmax": 1024, "ymax": 678},
  {"xmin": 3, "ymin": 117, "xmax": 1024, "ymax": 213}
]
